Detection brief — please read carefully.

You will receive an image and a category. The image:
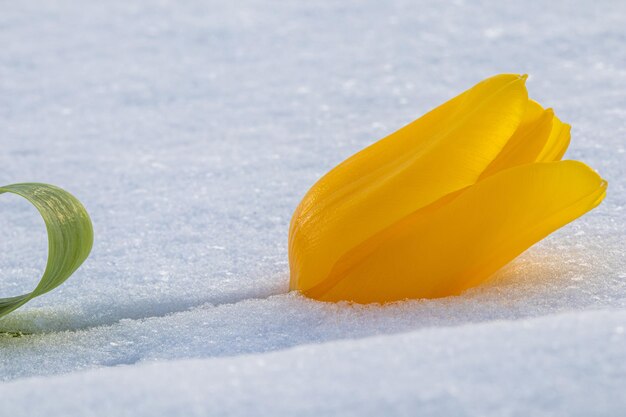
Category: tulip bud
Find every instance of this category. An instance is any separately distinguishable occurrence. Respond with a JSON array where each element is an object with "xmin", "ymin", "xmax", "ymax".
[{"xmin": 289, "ymin": 74, "xmax": 607, "ymax": 303}]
